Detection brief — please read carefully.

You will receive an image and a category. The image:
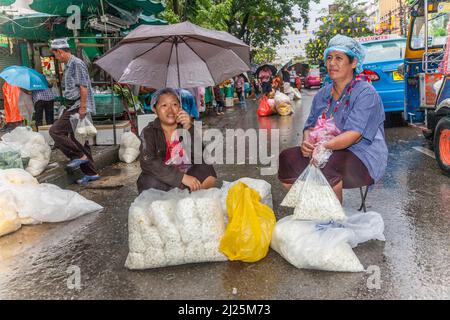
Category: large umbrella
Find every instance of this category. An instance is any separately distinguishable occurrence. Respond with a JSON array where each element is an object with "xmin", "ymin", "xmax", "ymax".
[
  {"xmin": 0, "ymin": 66, "xmax": 48, "ymax": 91},
  {"xmin": 95, "ymin": 21, "xmax": 251, "ymax": 88}
]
